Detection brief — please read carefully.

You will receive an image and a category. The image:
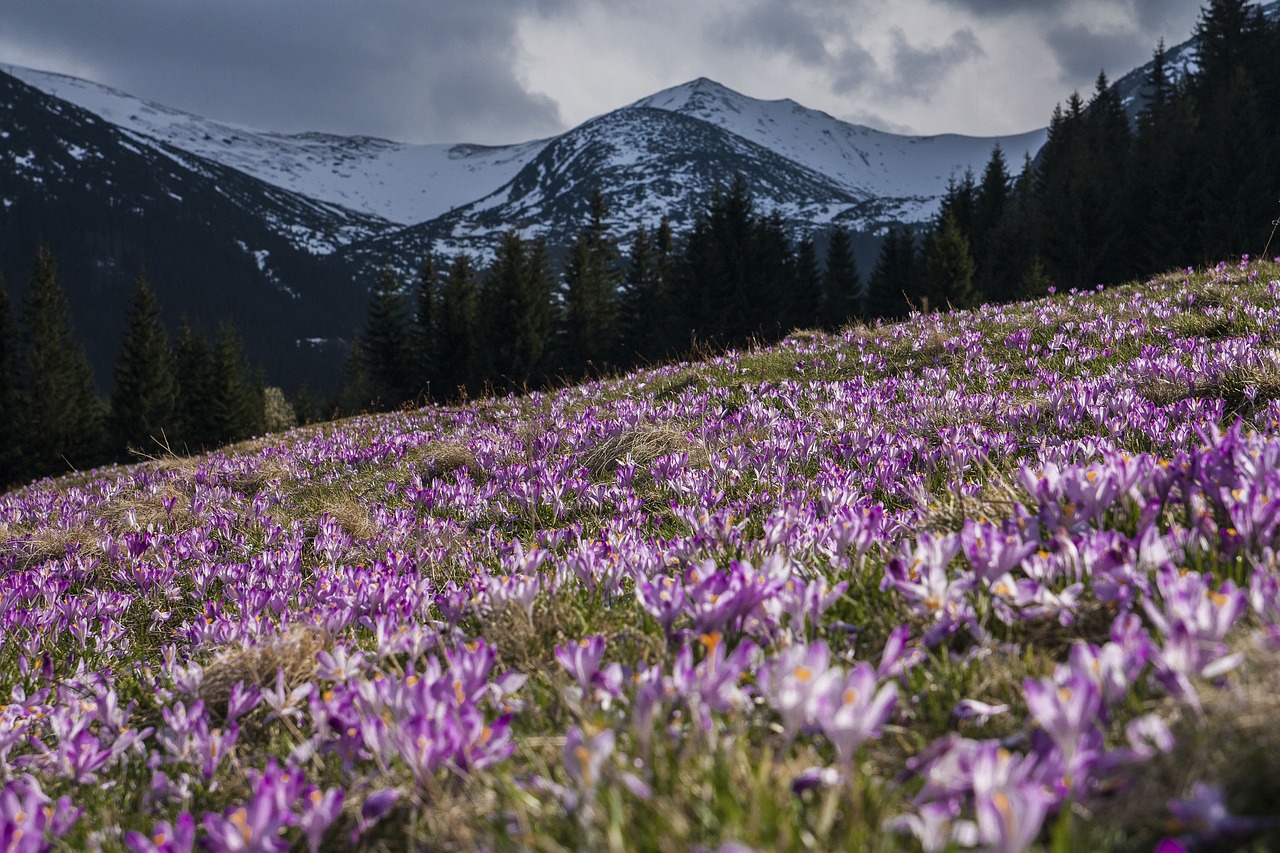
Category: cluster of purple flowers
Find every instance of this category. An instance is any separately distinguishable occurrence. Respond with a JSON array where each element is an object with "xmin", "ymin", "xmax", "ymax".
[{"xmin": 1, "ymin": 260, "xmax": 1279, "ymax": 848}]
